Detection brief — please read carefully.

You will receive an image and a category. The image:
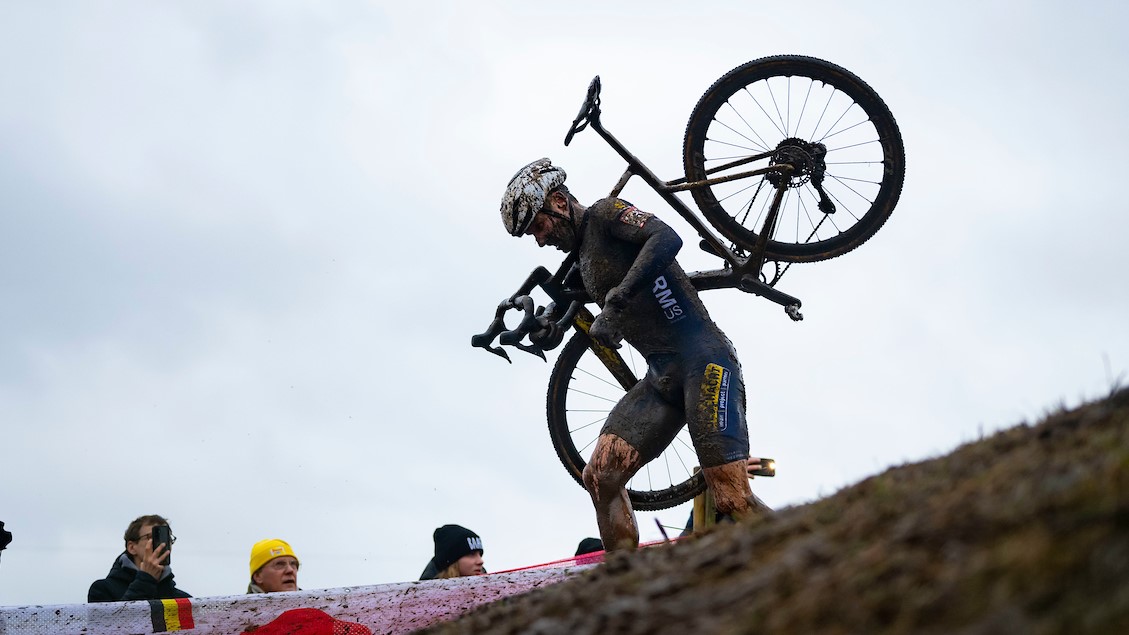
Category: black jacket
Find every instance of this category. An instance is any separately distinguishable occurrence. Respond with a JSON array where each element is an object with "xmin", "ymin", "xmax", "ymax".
[
  {"xmin": 419, "ymin": 558, "xmax": 440, "ymax": 580},
  {"xmin": 87, "ymin": 552, "xmax": 191, "ymax": 602}
]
